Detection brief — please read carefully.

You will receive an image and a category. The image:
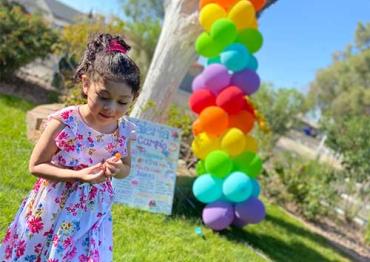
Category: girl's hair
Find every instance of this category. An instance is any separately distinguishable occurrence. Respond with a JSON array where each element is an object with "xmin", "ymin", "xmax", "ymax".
[{"xmin": 75, "ymin": 33, "xmax": 141, "ymax": 96}]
